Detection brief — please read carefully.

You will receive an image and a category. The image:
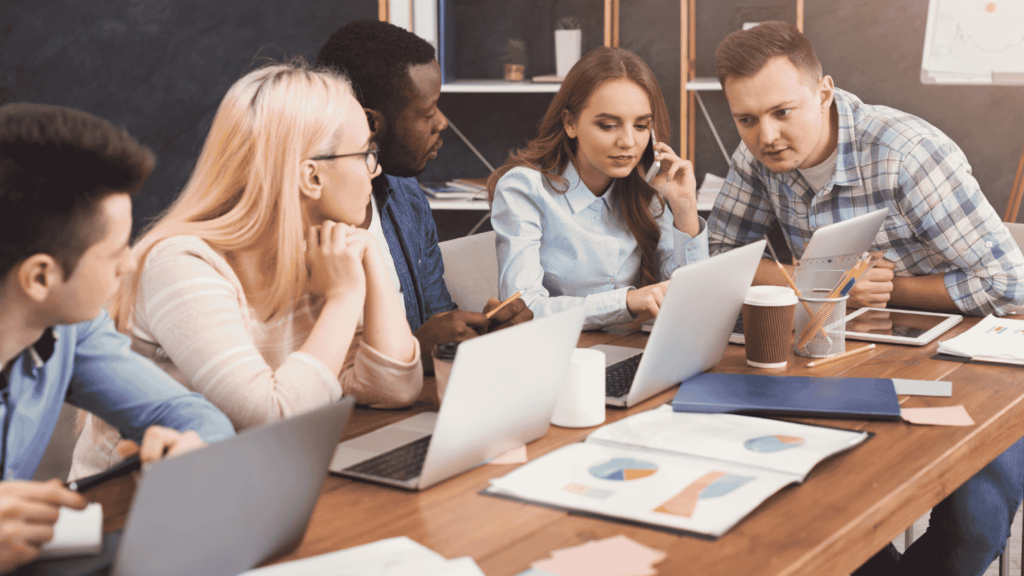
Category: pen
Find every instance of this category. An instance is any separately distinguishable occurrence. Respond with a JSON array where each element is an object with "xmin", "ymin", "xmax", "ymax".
[
  {"xmin": 485, "ymin": 291, "xmax": 522, "ymax": 320},
  {"xmin": 67, "ymin": 455, "xmax": 141, "ymax": 492},
  {"xmin": 805, "ymin": 344, "xmax": 876, "ymax": 368}
]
